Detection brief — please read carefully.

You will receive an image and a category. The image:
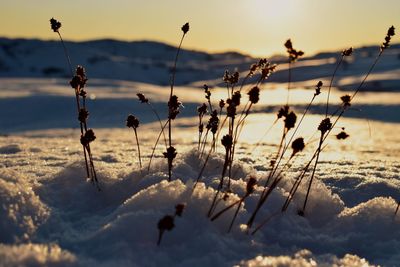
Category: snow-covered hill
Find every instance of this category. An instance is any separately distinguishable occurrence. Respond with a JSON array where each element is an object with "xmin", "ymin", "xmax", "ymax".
[
  {"xmin": 0, "ymin": 38, "xmax": 254, "ymax": 85},
  {"xmin": 1, "ymin": 37, "xmax": 399, "ymax": 90}
]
